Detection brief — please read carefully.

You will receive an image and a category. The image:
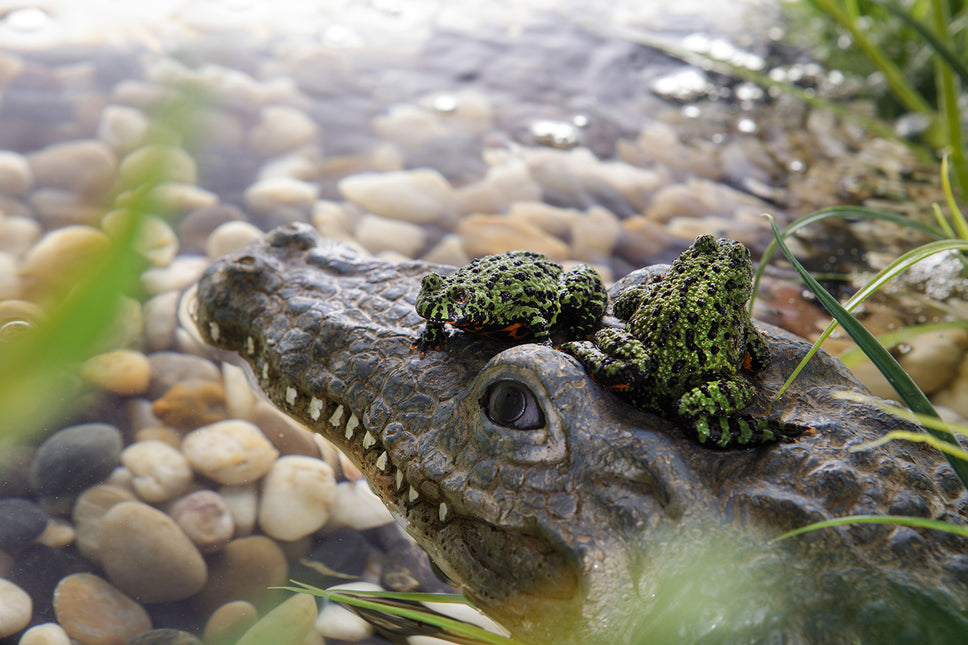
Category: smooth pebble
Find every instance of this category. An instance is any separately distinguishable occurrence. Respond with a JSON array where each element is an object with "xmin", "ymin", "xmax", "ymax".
[
  {"xmin": 99, "ymin": 501, "xmax": 208, "ymax": 603},
  {"xmin": 97, "ymin": 104, "xmax": 149, "ymax": 154},
  {"xmin": 35, "ymin": 517, "xmax": 75, "ymax": 549},
  {"xmin": 257, "ymin": 455, "xmax": 337, "ymax": 541},
  {"xmin": 338, "ymin": 168, "xmax": 453, "ymax": 224},
  {"xmin": 457, "ymin": 213, "xmax": 569, "ymax": 260},
  {"xmin": 205, "ymin": 221, "xmax": 263, "ymax": 259},
  {"xmin": 248, "ymin": 105, "xmax": 320, "ymax": 157},
  {"xmin": 53, "ymin": 573, "xmax": 151, "ymax": 645},
  {"xmin": 314, "ymin": 582, "xmax": 381, "ymax": 641},
  {"xmin": 18, "ymin": 225, "xmax": 110, "ymax": 301},
  {"xmin": 151, "ymin": 379, "xmax": 228, "ymax": 430},
  {"xmin": 127, "ymin": 628, "xmax": 203, "ymax": 645},
  {"xmin": 202, "ymin": 600, "xmax": 258, "ymax": 645},
  {"xmin": 18, "ymin": 622, "xmax": 71, "ymax": 645},
  {"xmin": 235, "ymin": 594, "xmax": 317, "ymax": 645},
  {"xmin": 102, "ymin": 211, "xmax": 180, "ymax": 267},
  {"xmin": 0, "ymin": 215, "xmax": 41, "ymax": 257},
  {"xmin": 80, "ymin": 350, "xmax": 152, "ymax": 396},
  {"xmin": 182, "ymin": 420, "xmax": 278, "ymax": 485},
  {"xmin": 141, "ymin": 256, "xmax": 211, "ymax": 295},
  {"xmin": 120, "ymin": 440, "xmax": 193, "ymax": 503},
  {"xmin": 222, "ymin": 362, "xmax": 257, "ymax": 421},
  {"xmin": 170, "ymin": 490, "xmax": 235, "ymax": 554},
  {"xmin": 72, "ymin": 485, "xmax": 138, "ymax": 564},
  {"xmin": 0, "ymin": 578, "xmax": 31, "ymax": 638},
  {"xmin": 196, "ymin": 535, "xmax": 288, "ymax": 613},
  {"xmin": 328, "ymin": 480, "xmax": 393, "ymax": 531},
  {"xmin": 28, "ymin": 139, "xmax": 116, "ymax": 198},
  {"xmin": 143, "ymin": 291, "xmax": 181, "ymax": 352},
  {"xmin": 217, "ymin": 483, "xmax": 258, "ymax": 537},
  {"xmin": 897, "ymin": 329, "xmax": 968, "ymax": 395},
  {"xmin": 0, "ymin": 150, "xmax": 32, "ymax": 196},
  {"xmin": 29, "ymin": 423, "xmax": 122, "ymax": 497},
  {"xmin": 119, "ymin": 144, "xmax": 197, "ymax": 185},
  {"xmin": 0, "ymin": 497, "xmax": 46, "ymax": 549},
  {"xmin": 354, "ymin": 213, "xmax": 427, "ymax": 258},
  {"xmin": 147, "ymin": 351, "xmax": 221, "ymax": 398},
  {"xmin": 243, "ymin": 177, "xmax": 318, "ymax": 215}
]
